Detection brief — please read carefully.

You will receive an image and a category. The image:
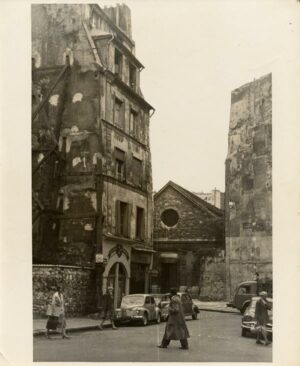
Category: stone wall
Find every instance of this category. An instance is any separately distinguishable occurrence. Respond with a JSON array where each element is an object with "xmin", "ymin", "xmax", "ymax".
[
  {"xmin": 225, "ymin": 73, "xmax": 272, "ymax": 298},
  {"xmin": 33, "ymin": 264, "xmax": 96, "ymax": 317}
]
